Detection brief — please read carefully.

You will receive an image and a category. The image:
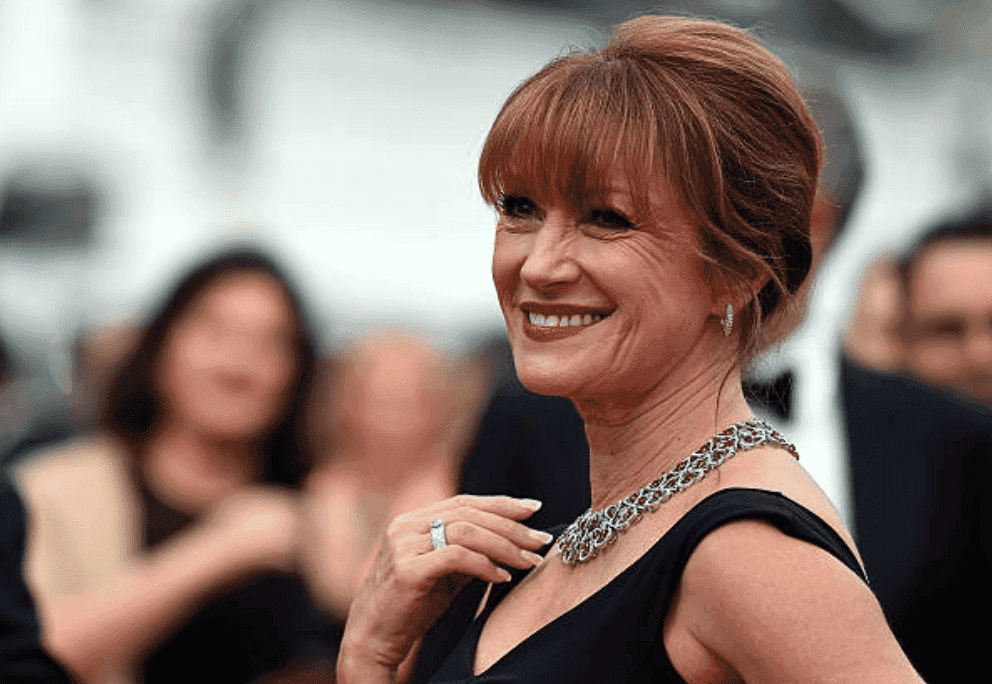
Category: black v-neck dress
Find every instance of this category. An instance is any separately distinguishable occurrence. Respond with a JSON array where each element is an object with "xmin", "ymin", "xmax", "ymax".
[{"xmin": 412, "ymin": 487, "xmax": 868, "ymax": 684}]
